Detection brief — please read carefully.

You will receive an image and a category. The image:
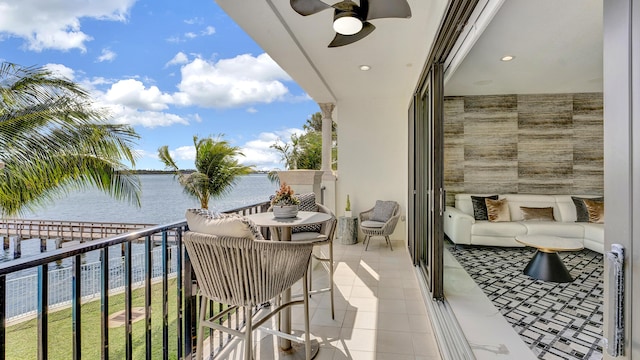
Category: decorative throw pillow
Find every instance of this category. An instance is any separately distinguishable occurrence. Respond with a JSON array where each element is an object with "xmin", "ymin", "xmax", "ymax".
[
  {"xmin": 185, "ymin": 209, "xmax": 264, "ymax": 240},
  {"xmin": 583, "ymin": 199, "xmax": 604, "ymax": 224},
  {"xmin": 520, "ymin": 206, "xmax": 555, "ymax": 221},
  {"xmin": 572, "ymin": 196, "xmax": 604, "ymax": 222},
  {"xmin": 471, "ymin": 195, "xmax": 499, "ymax": 220},
  {"xmin": 485, "ymin": 198, "xmax": 511, "ymax": 222},
  {"xmin": 292, "ymin": 193, "xmax": 321, "ymax": 233},
  {"xmin": 370, "ymin": 200, "xmax": 397, "ymax": 222}
]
